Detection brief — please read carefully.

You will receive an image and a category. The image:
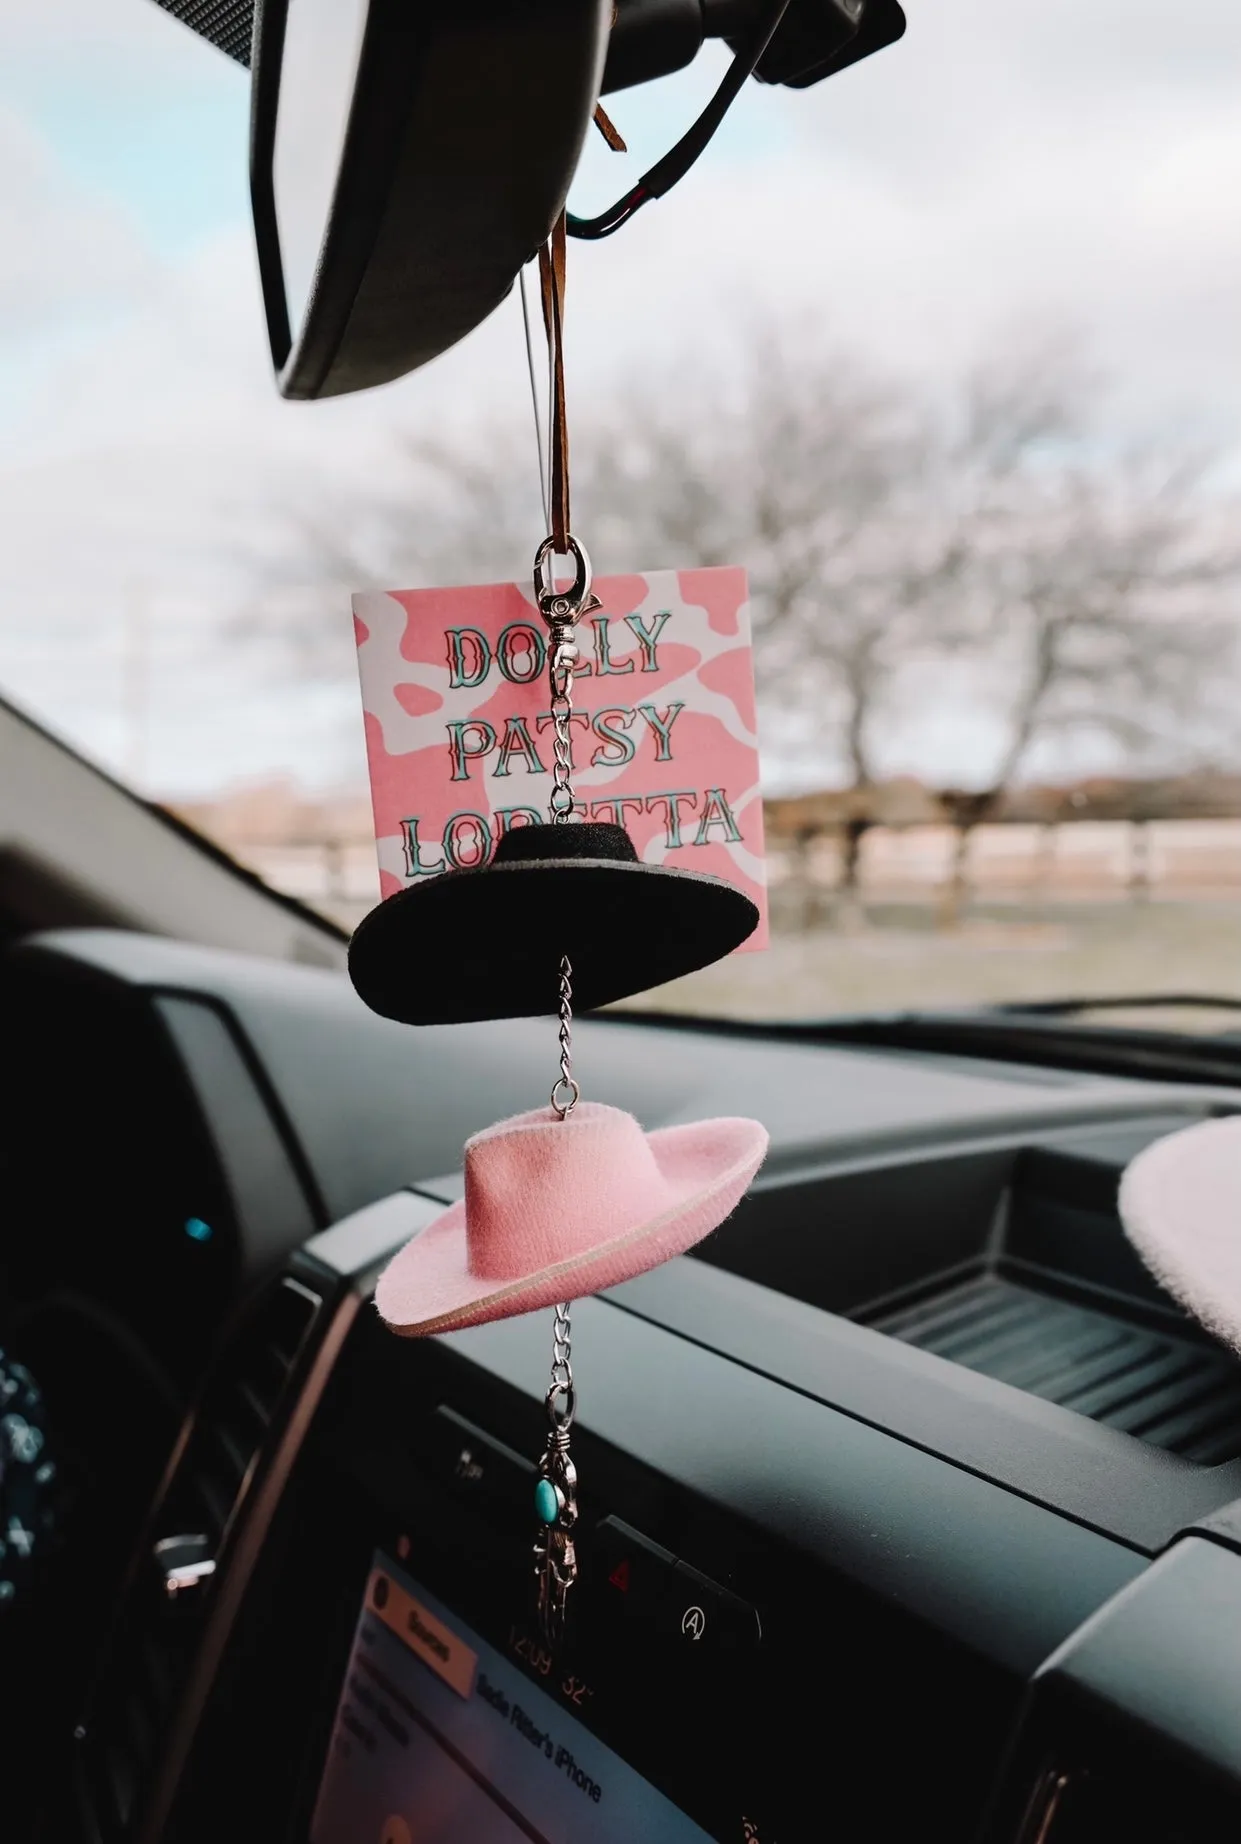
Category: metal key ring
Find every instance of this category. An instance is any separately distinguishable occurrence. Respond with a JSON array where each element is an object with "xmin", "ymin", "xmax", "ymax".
[
  {"xmin": 533, "ymin": 534, "xmax": 592, "ymax": 623},
  {"xmin": 546, "ymin": 1380, "xmax": 576, "ymax": 1430}
]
